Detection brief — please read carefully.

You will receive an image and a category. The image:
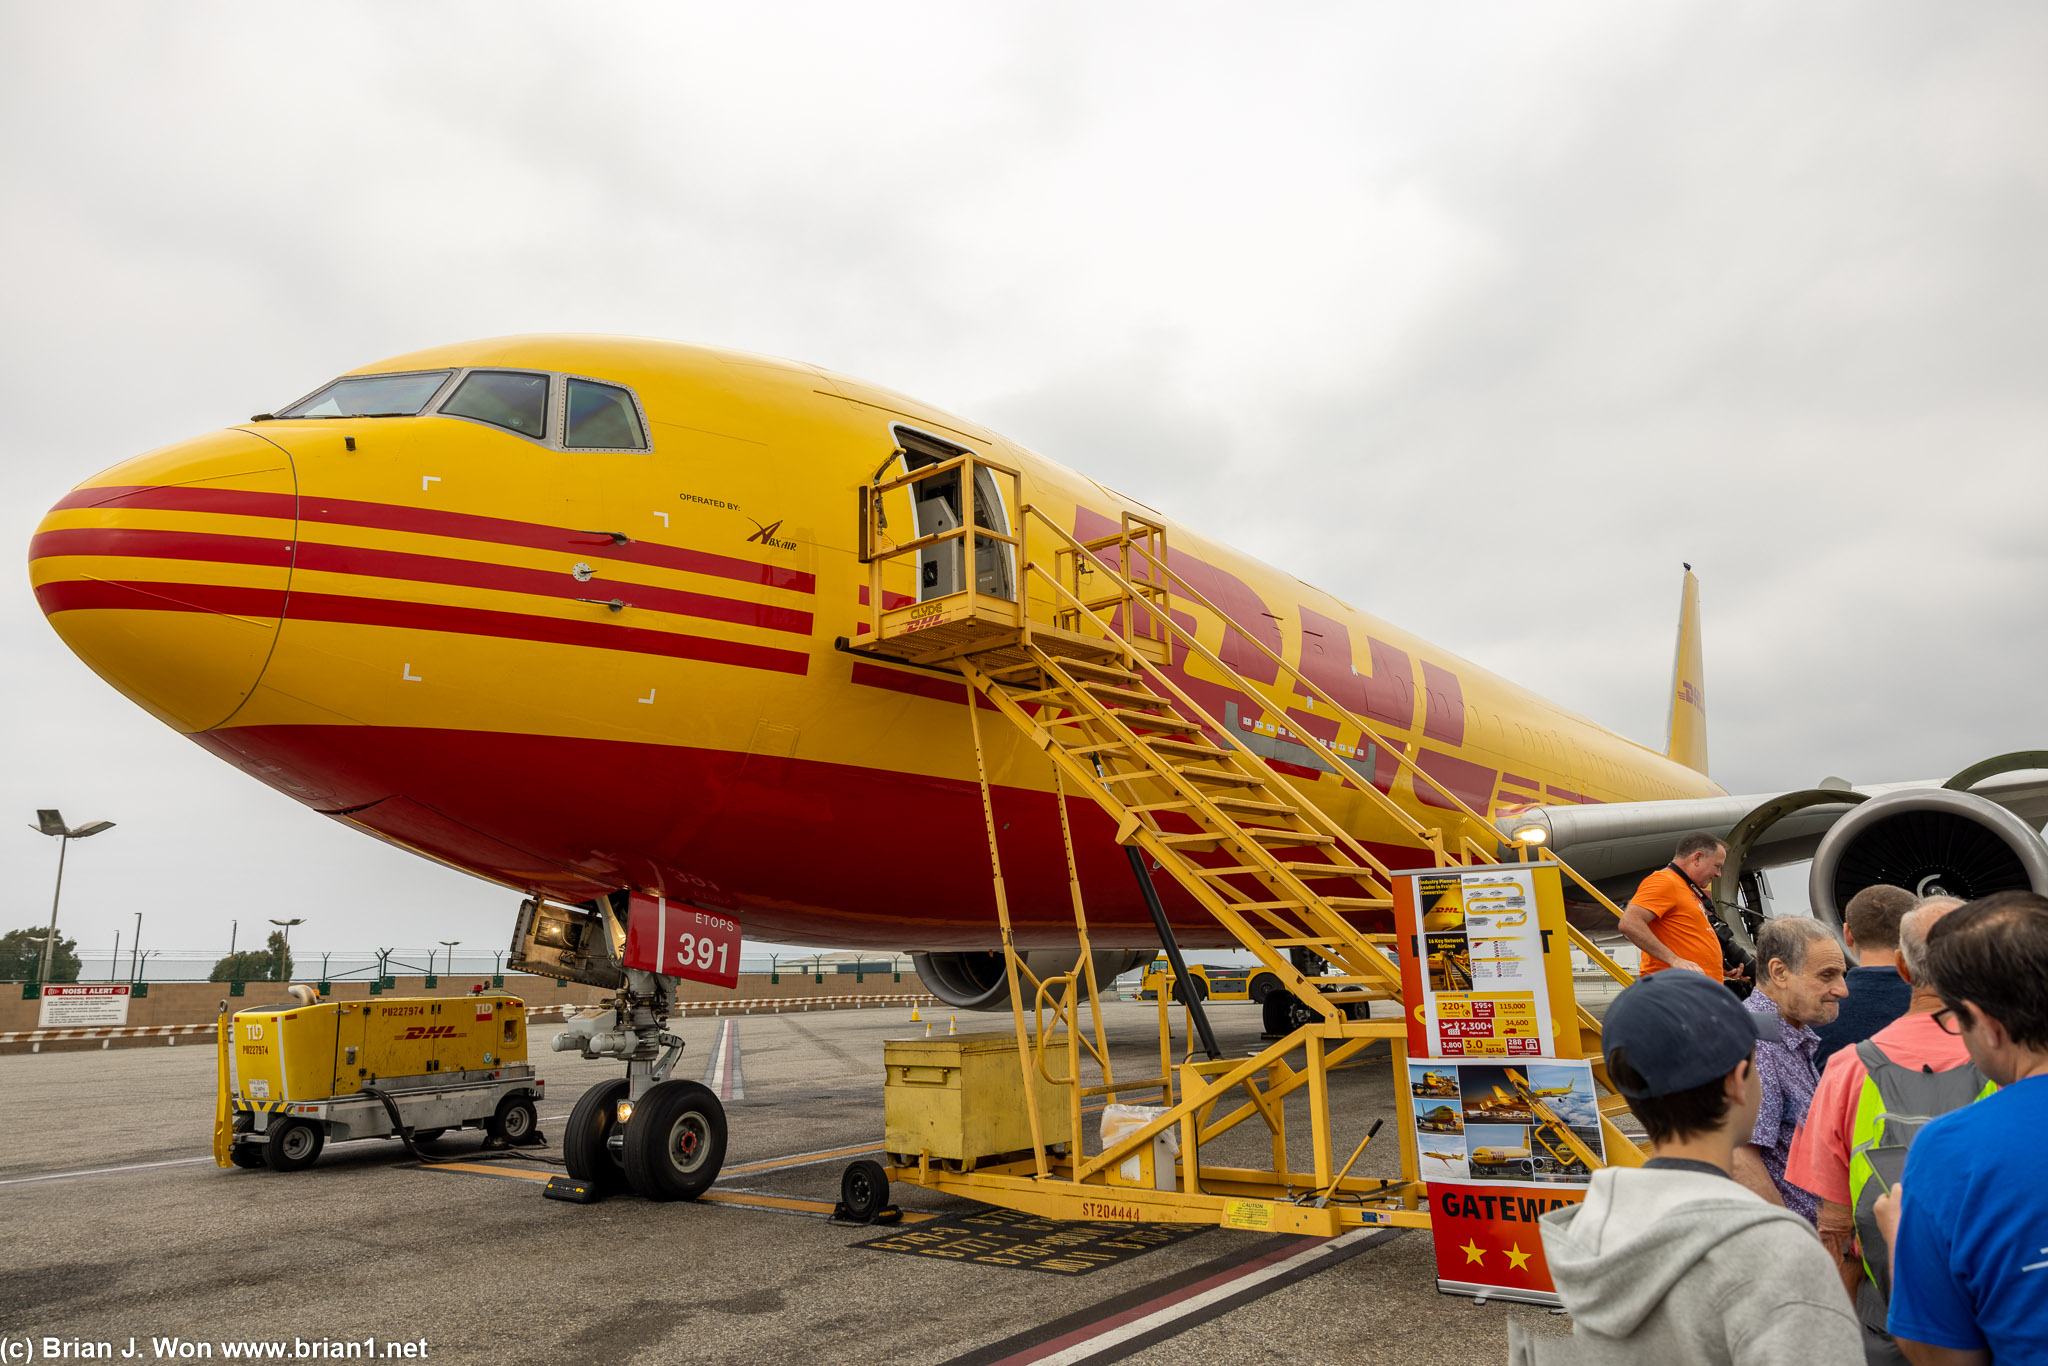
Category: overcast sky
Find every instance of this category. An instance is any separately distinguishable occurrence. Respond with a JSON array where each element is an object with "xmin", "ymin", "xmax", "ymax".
[{"xmin": 4, "ymin": 2, "xmax": 2044, "ymax": 968}]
